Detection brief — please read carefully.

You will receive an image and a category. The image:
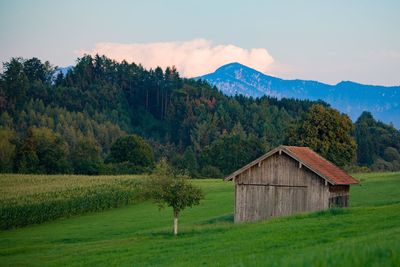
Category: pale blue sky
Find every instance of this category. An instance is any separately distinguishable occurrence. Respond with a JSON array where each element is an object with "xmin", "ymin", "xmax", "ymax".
[{"xmin": 0, "ymin": 0, "xmax": 399, "ymax": 85}]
